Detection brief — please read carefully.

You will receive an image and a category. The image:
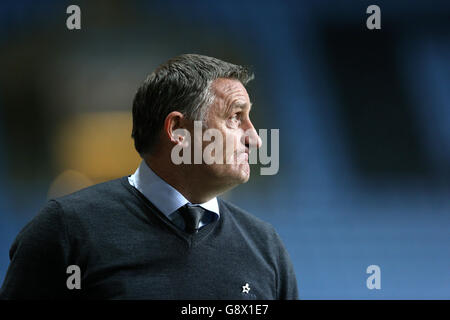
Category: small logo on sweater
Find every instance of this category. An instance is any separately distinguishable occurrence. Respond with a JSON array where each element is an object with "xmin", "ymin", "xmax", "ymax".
[{"xmin": 241, "ymin": 283, "xmax": 256, "ymax": 300}]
